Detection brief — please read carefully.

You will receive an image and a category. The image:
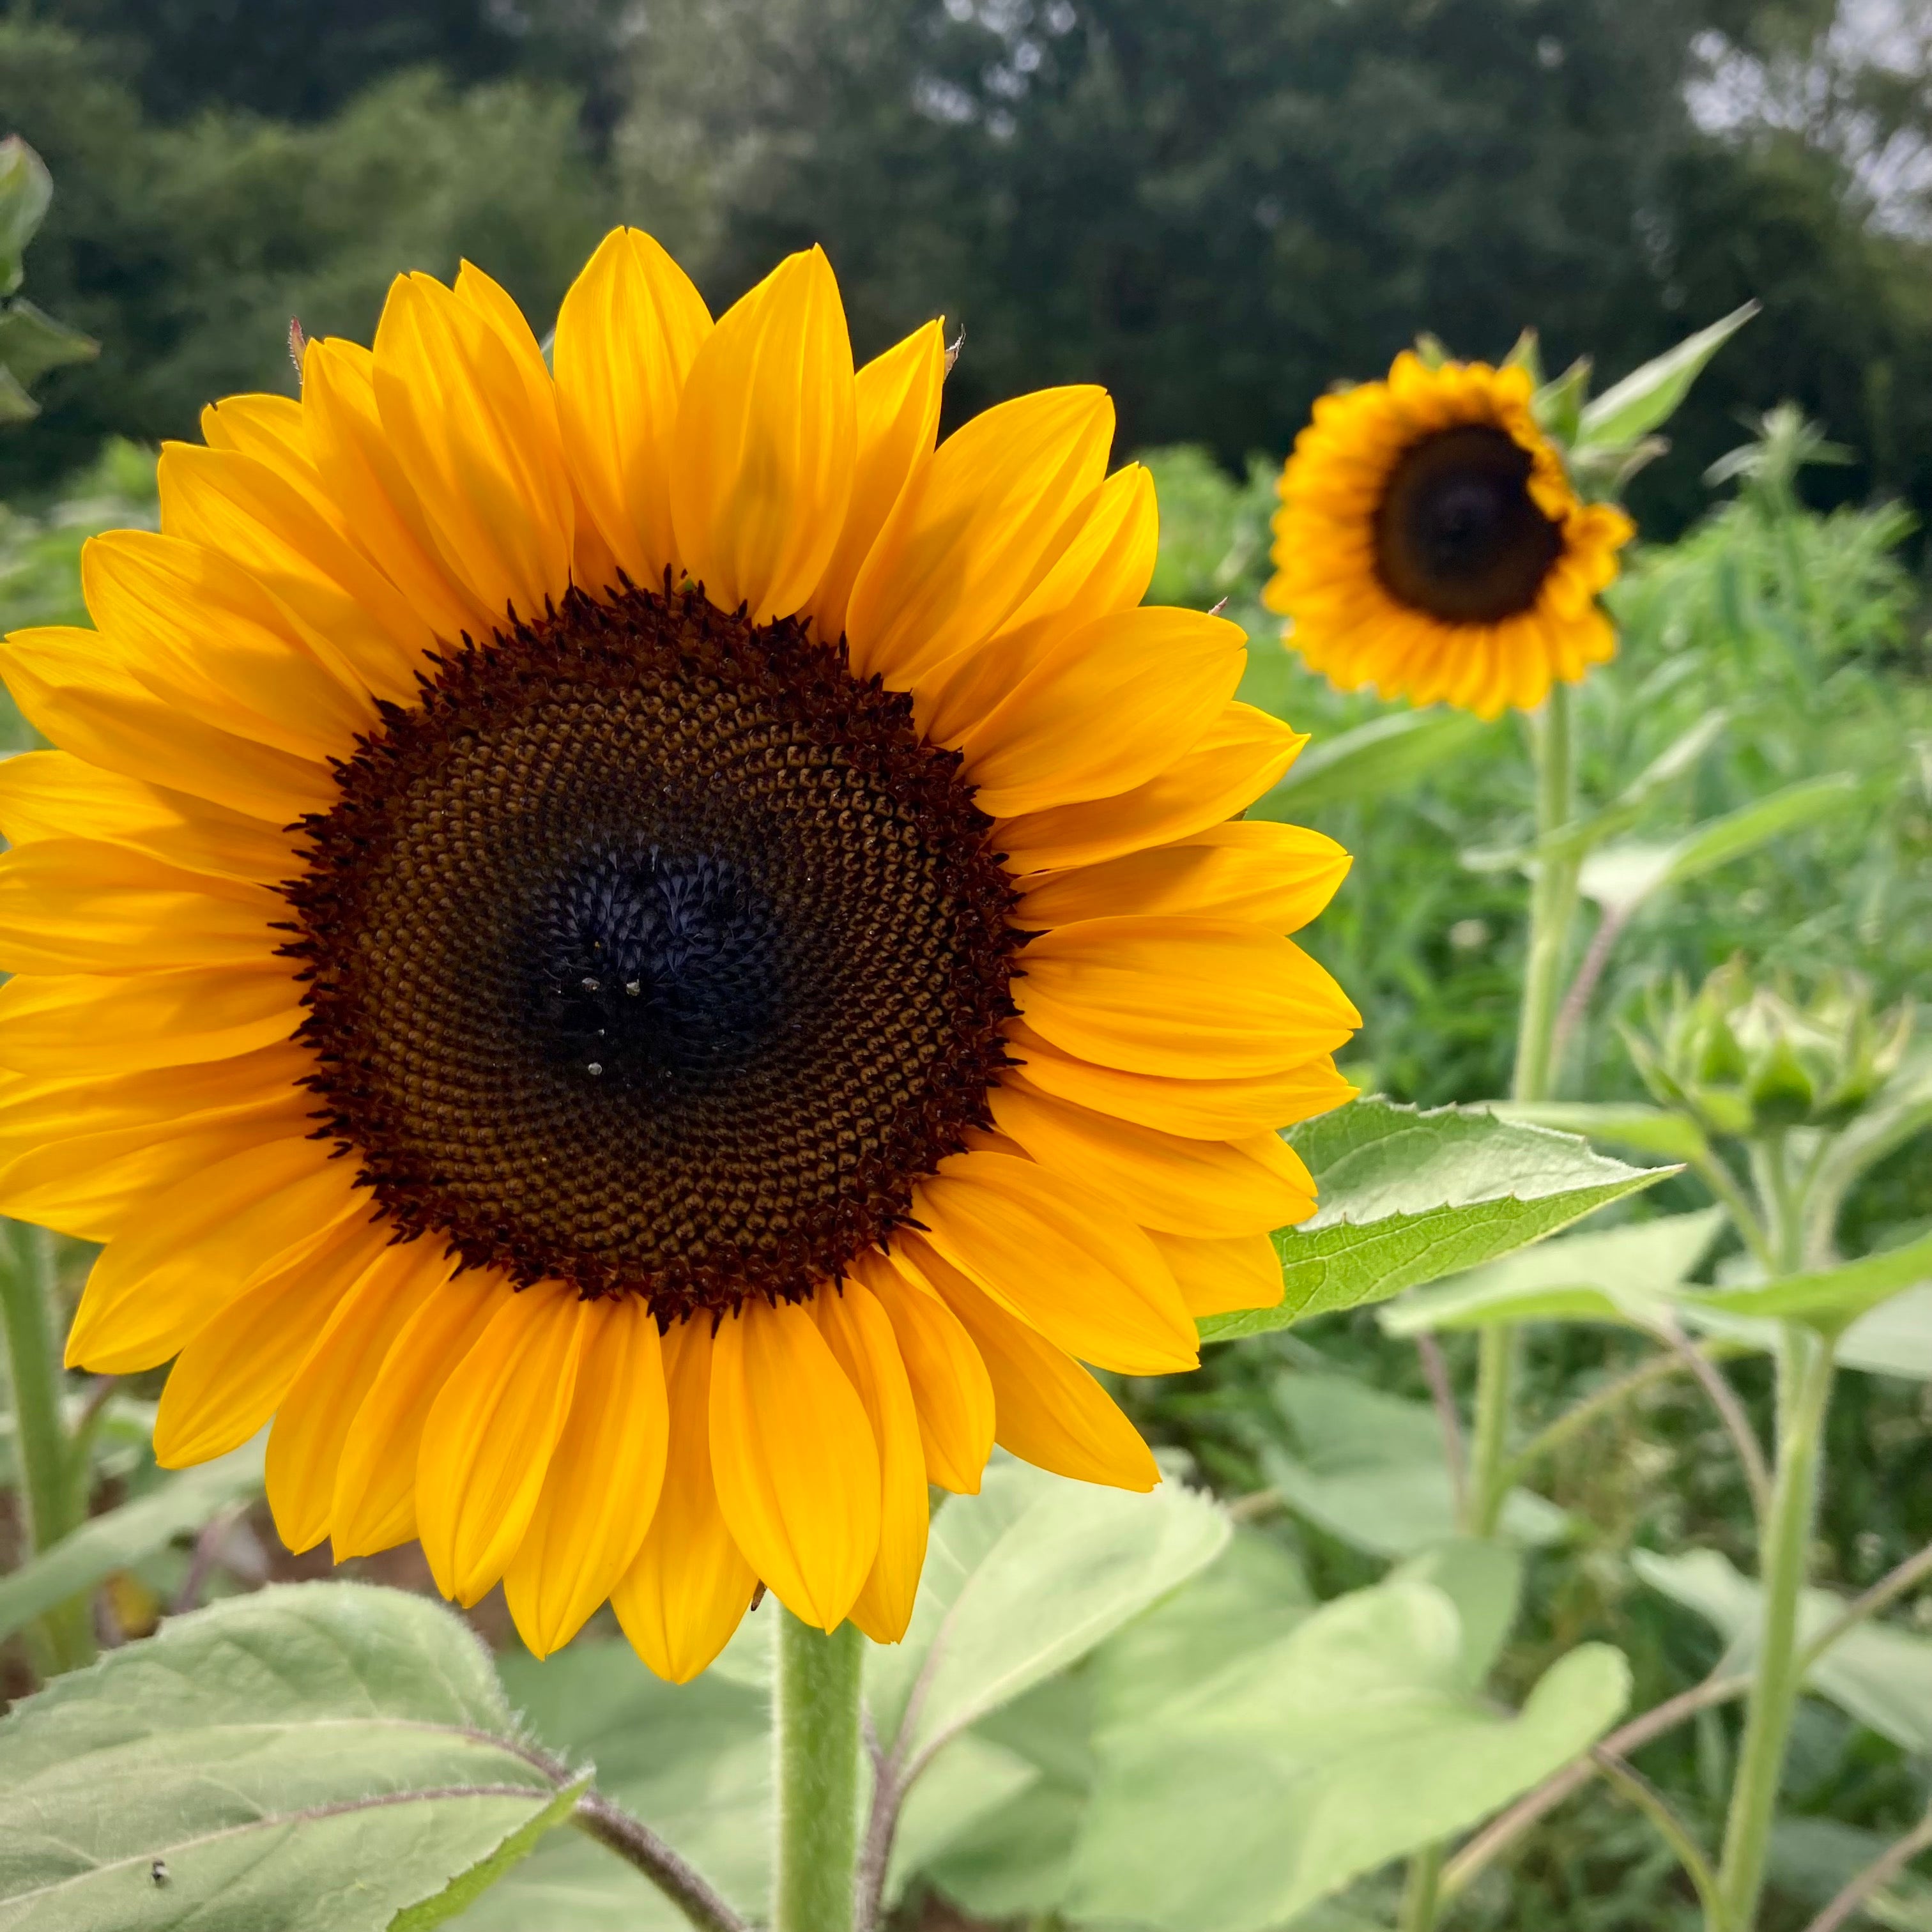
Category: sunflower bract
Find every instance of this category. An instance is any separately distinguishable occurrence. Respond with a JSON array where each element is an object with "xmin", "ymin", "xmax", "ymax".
[{"xmin": 0, "ymin": 231, "xmax": 1360, "ymax": 1676}]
